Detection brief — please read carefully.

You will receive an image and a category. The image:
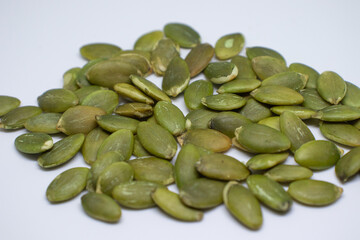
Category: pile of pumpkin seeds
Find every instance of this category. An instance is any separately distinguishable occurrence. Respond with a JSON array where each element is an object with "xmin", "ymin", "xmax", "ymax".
[{"xmin": 1, "ymin": 22, "xmax": 360, "ymax": 230}]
